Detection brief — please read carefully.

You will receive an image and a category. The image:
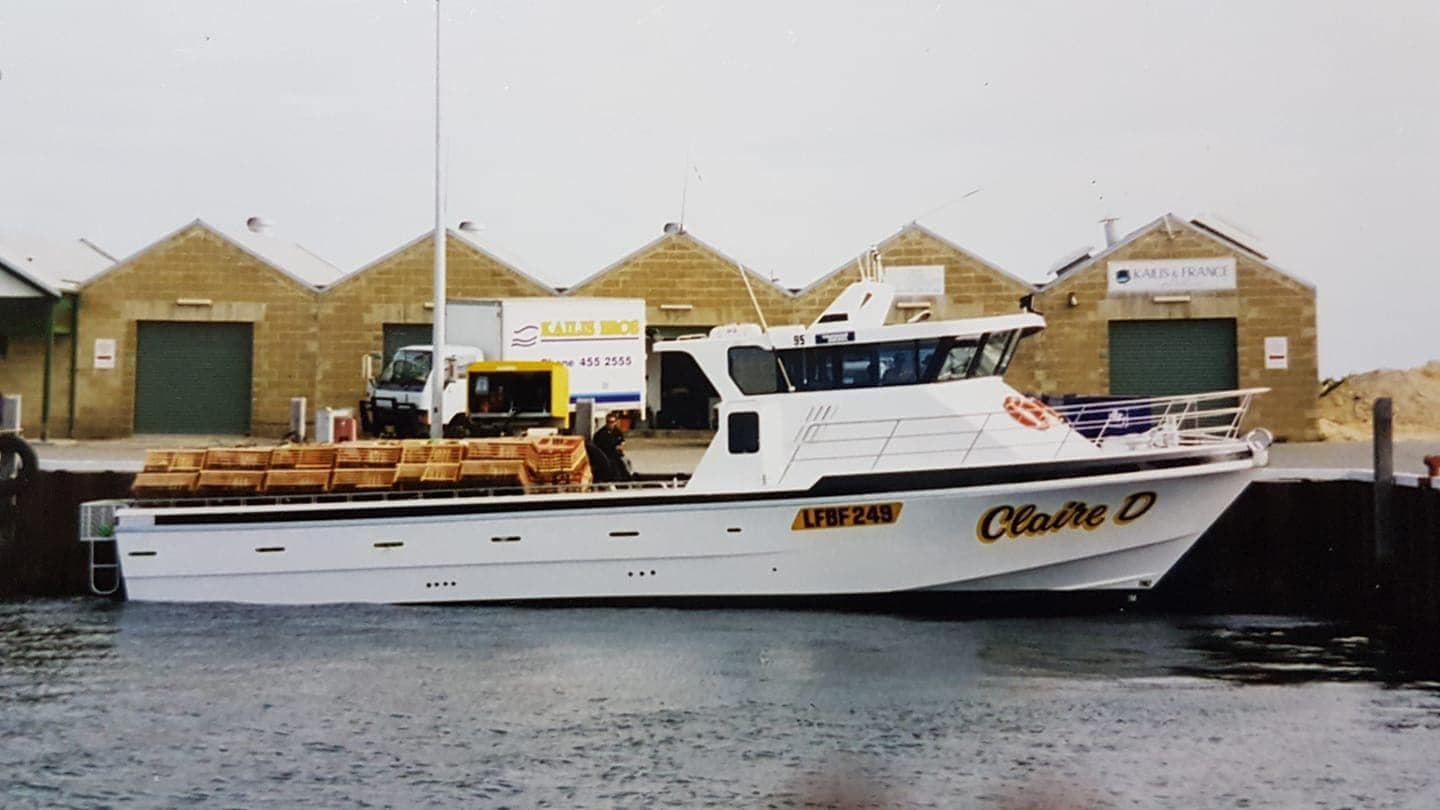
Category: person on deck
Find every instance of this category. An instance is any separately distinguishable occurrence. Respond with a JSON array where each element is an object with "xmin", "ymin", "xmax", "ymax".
[{"xmin": 592, "ymin": 412, "xmax": 630, "ymax": 481}]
